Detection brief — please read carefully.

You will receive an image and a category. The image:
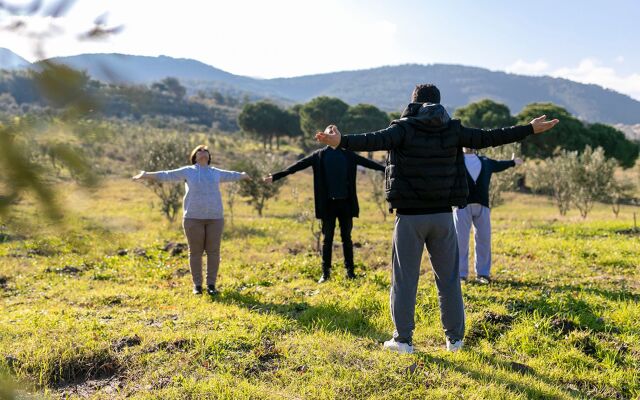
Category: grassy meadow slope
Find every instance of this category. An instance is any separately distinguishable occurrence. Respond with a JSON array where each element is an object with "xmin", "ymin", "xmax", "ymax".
[{"xmin": 0, "ymin": 169, "xmax": 639, "ymax": 399}]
